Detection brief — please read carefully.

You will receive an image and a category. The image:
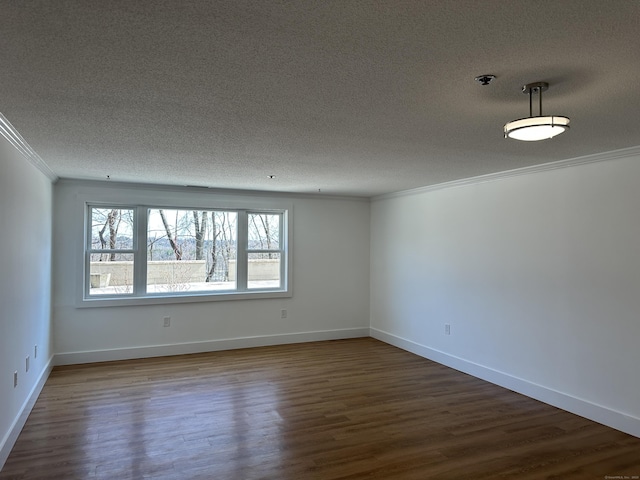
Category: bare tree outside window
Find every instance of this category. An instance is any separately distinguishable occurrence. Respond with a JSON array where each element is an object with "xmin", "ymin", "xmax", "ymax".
[
  {"xmin": 146, "ymin": 209, "xmax": 237, "ymax": 291},
  {"xmin": 248, "ymin": 213, "xmax": 280, "ymax": 257},
  {"xmin": 88, "ymin": 207, "xmax": 135, "ymax": 295},
  {"xmin": 90, "ymin": 208, "xmax": 134, "ymax": 260},
  {"xmin": 158, "ymin": 209, "xmax": 184, "ymax": 260}
]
